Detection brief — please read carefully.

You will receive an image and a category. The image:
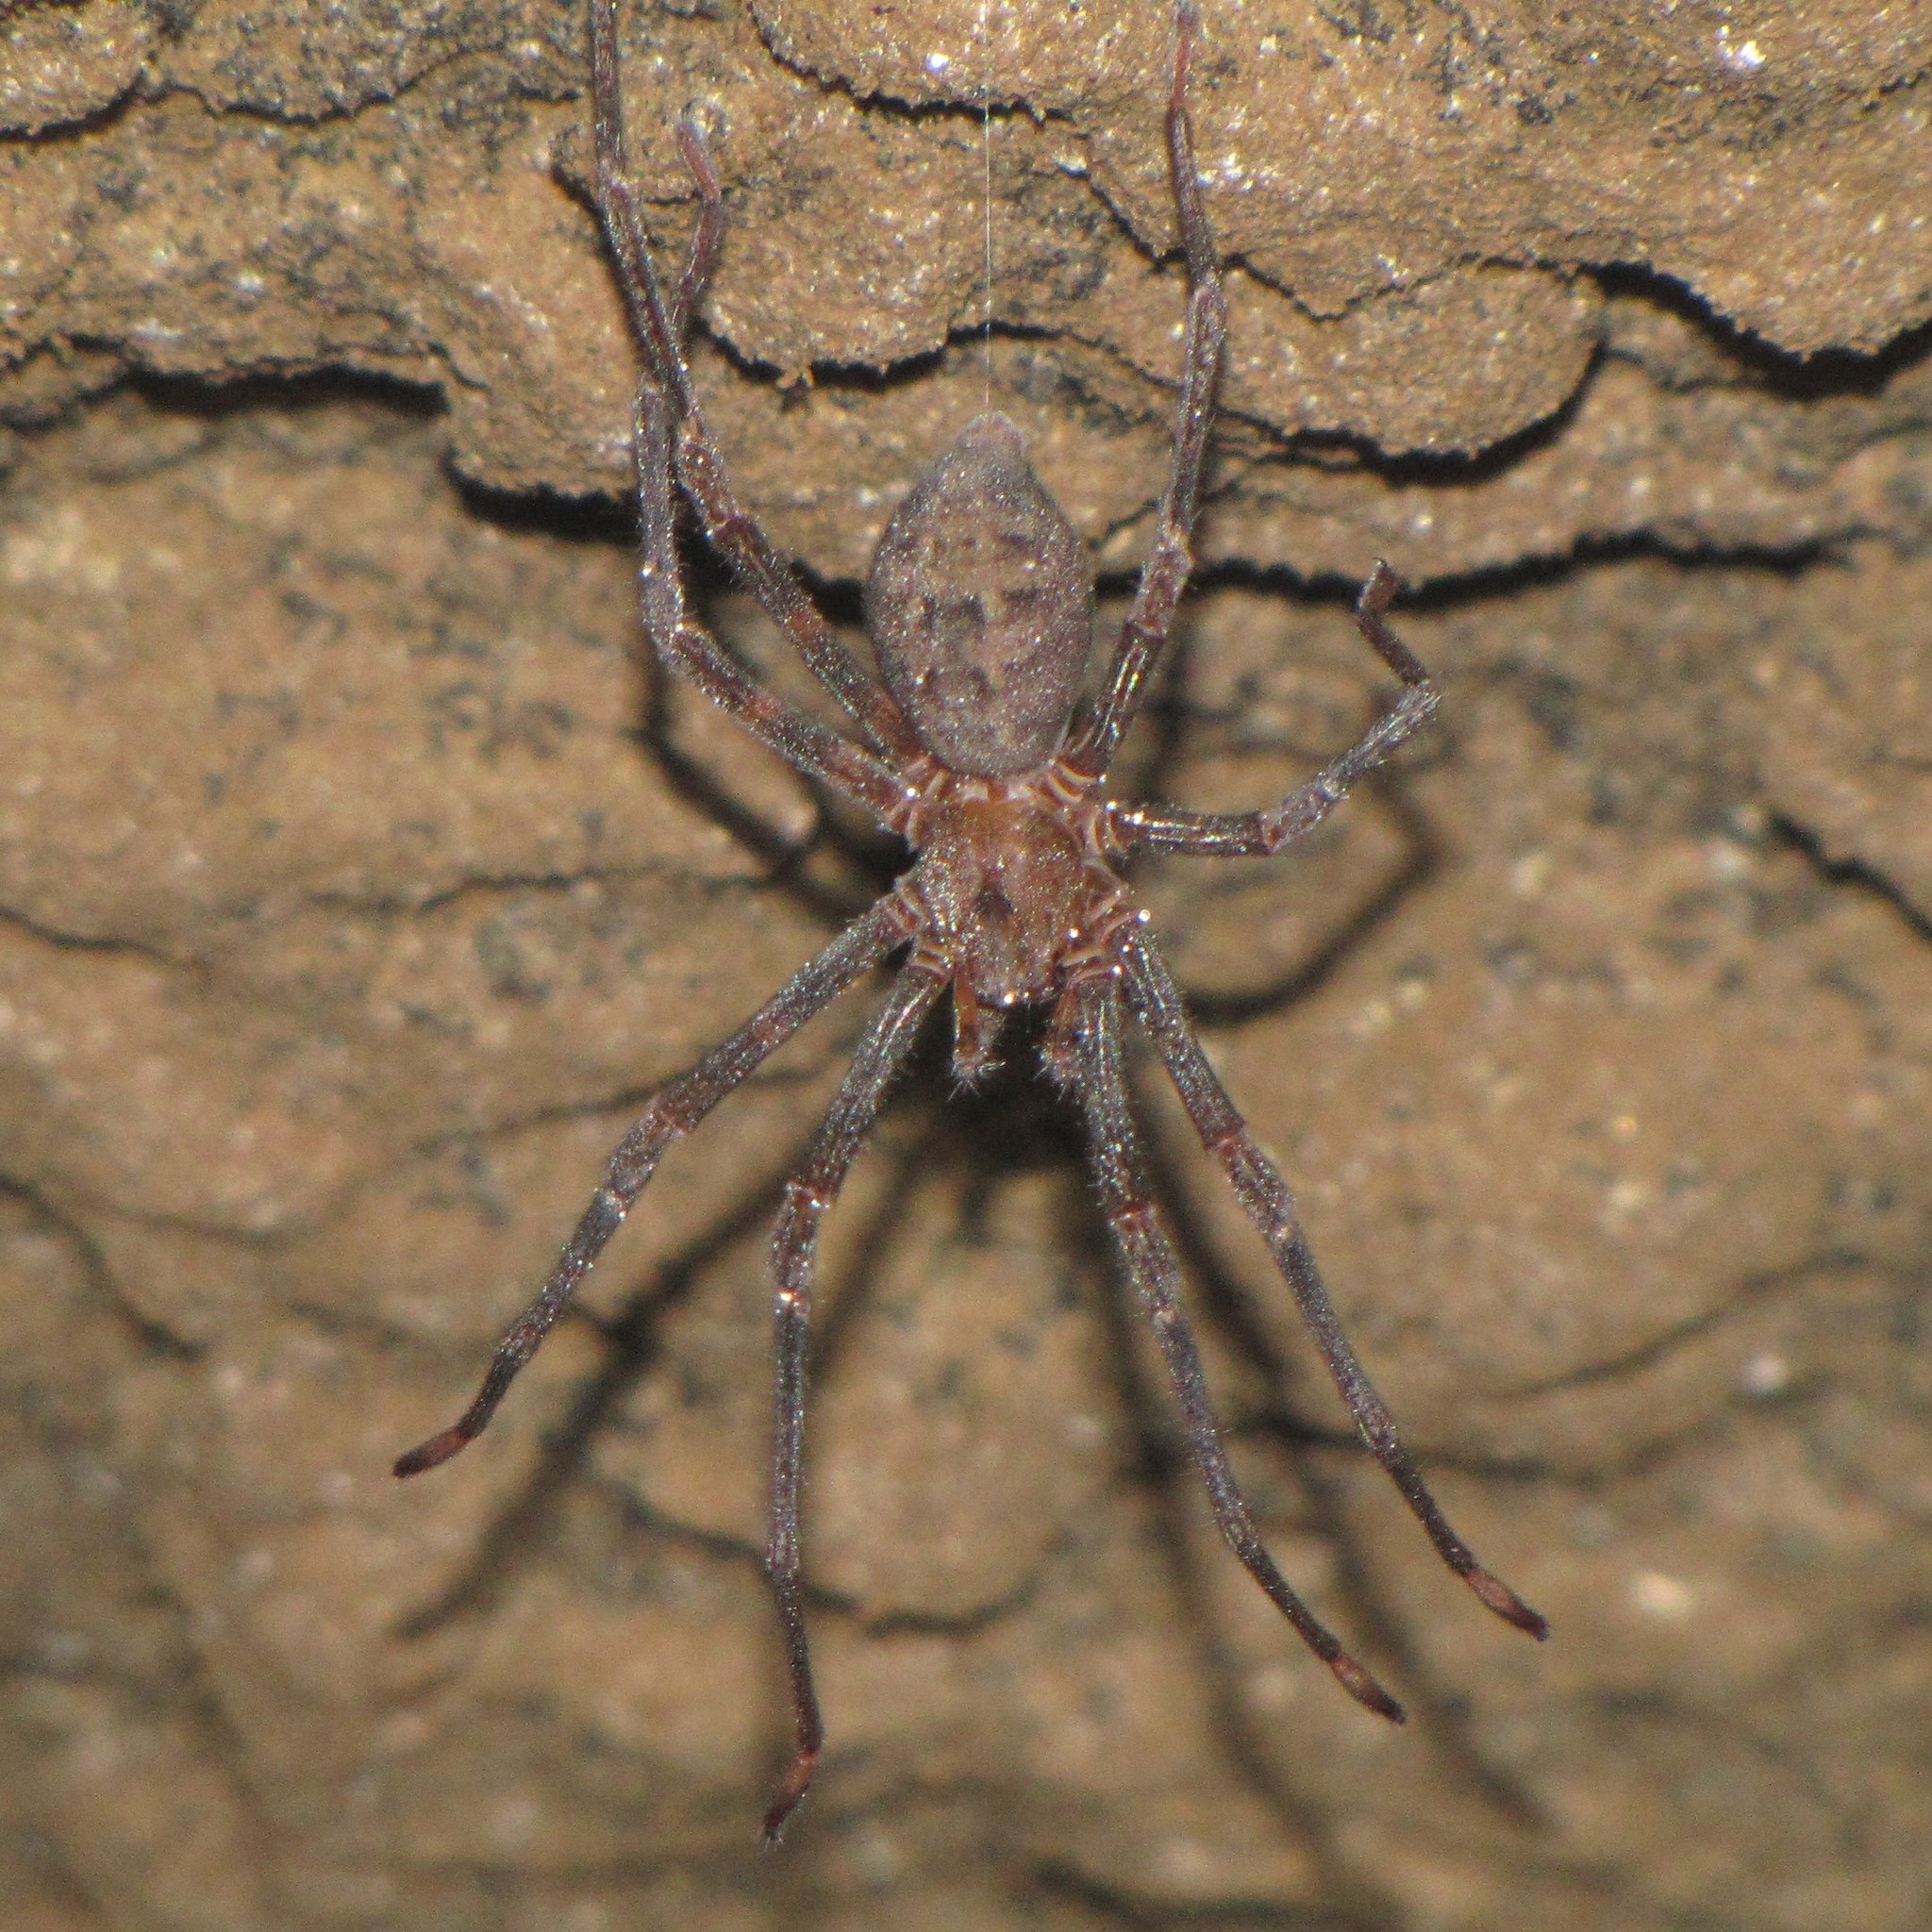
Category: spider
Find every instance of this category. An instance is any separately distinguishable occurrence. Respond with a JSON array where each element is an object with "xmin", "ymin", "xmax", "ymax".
[{"xmin": 396, "ymin": 0, "xmax": 1548, "ymax": 1842}]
